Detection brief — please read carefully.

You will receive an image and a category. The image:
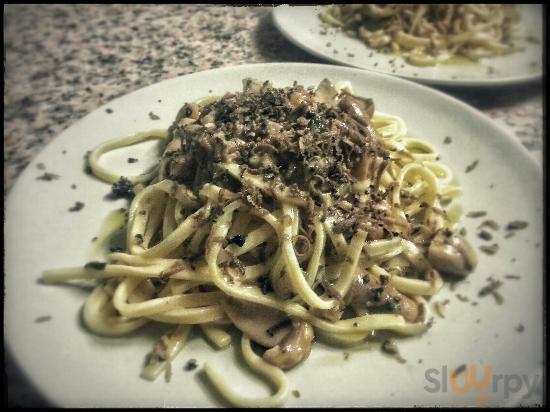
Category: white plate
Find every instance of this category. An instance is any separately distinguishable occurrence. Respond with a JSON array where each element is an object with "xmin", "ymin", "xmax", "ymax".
[
  {"xmin": 273, "ymin": 5, "xmax": 543, "ymax": 87},
  {"xmin": 5, "ymin": 63, "xmax": 543, "ymax": 407}
]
